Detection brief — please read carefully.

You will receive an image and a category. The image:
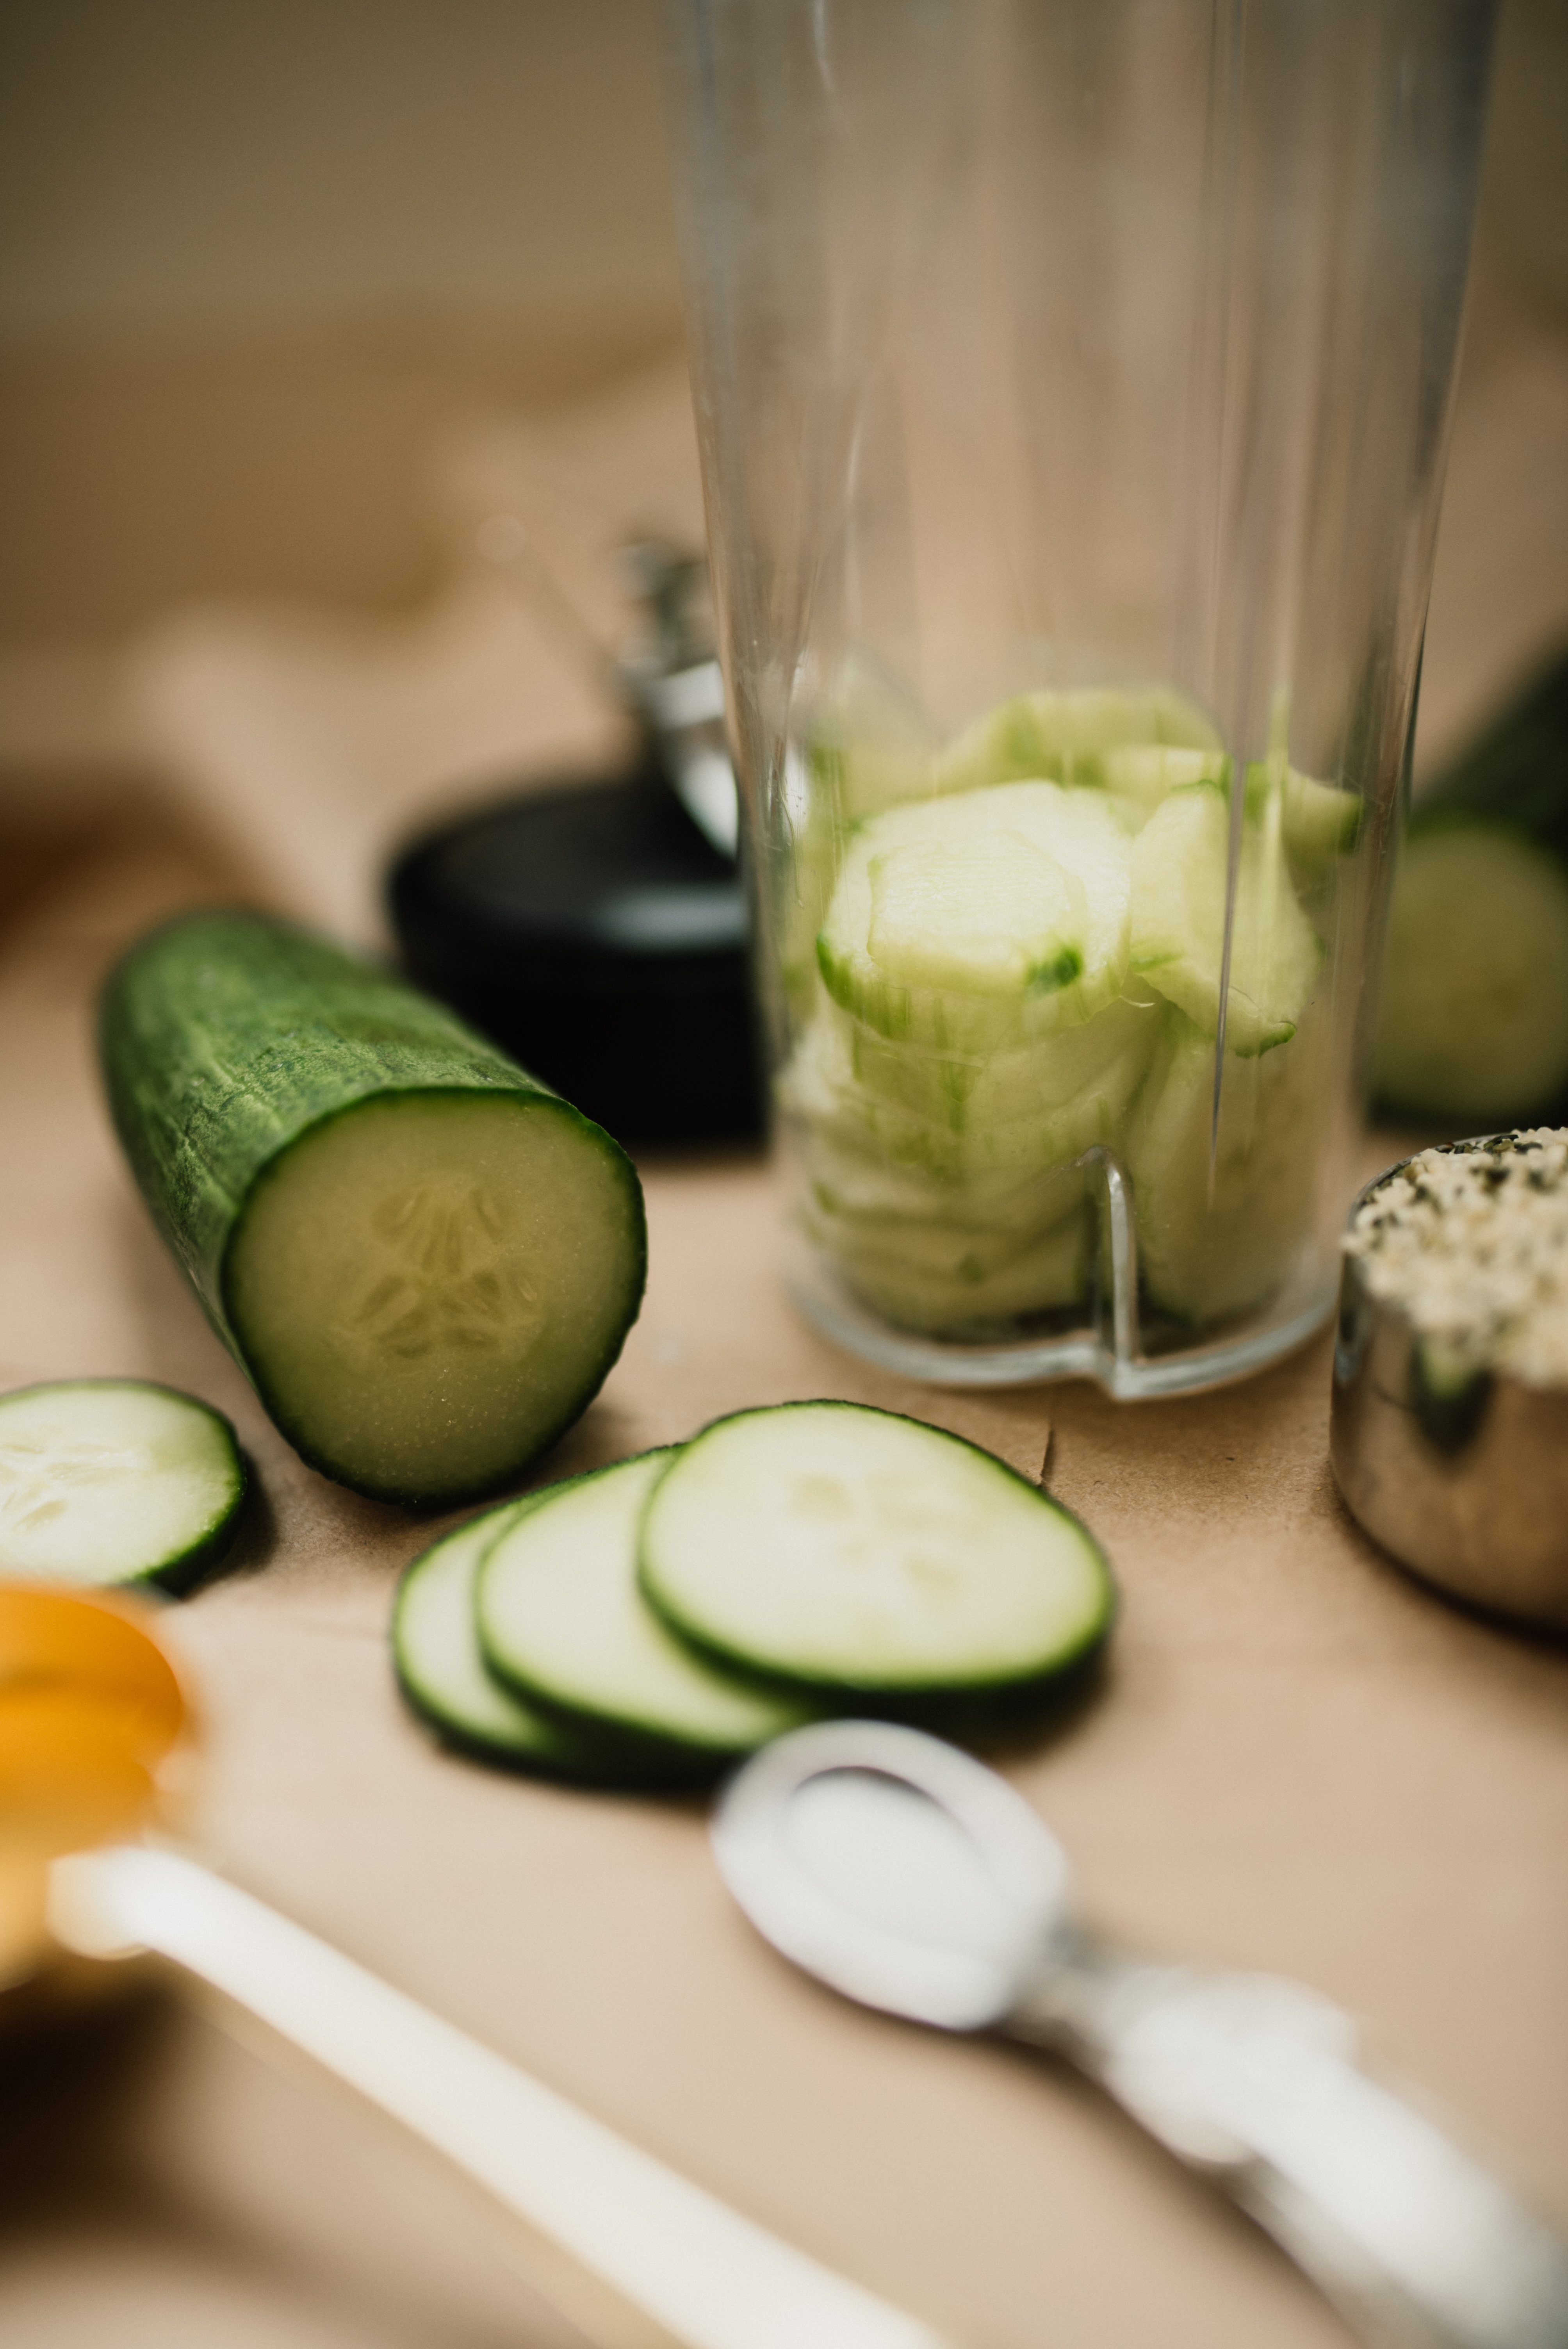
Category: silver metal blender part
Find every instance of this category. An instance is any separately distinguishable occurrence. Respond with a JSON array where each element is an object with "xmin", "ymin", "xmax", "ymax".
[{"xmin": 713, "ymin": 1720, "xmax": 1568, "ymax": 2349}]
